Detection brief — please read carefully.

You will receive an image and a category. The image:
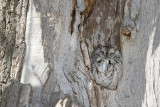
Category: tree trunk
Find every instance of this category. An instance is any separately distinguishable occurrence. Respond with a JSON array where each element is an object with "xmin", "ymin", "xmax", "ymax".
[{"xmin": 1, "ymin": 0, "xmax": 160, "ymax": 107}]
